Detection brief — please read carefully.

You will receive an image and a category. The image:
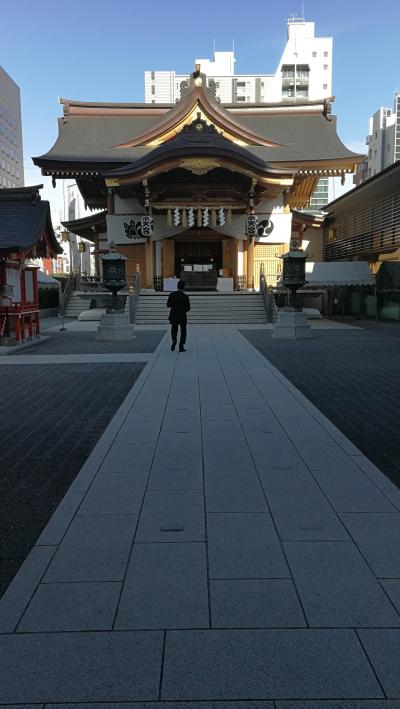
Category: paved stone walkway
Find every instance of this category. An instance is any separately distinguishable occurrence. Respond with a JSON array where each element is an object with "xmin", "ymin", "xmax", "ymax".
[
  {"xmin": 241, "ymin": 327, "xmax": 400, "ymax": 485},
  {"xmin": 1, "ymin": 325, "xmax": 400, "ymax": 704}
]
